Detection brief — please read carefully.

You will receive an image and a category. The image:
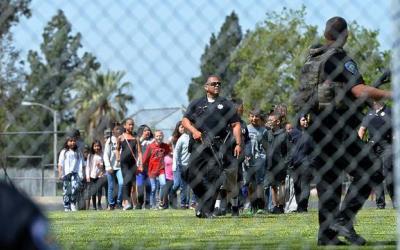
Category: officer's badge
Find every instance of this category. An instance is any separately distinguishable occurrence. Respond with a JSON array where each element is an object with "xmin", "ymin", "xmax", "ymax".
[
  {"xmin": 344, "ymin": 61, "xmax": 358, "ymax": 75},
  {"xmin": 217, "ymin": 104, "xmax": 223, "ymax": 109}
]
